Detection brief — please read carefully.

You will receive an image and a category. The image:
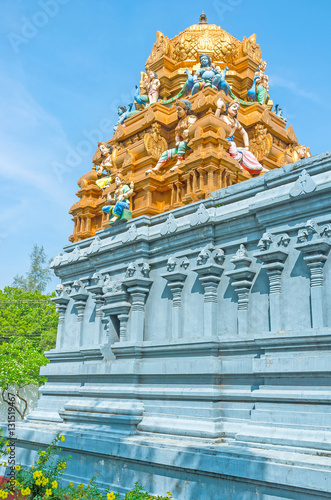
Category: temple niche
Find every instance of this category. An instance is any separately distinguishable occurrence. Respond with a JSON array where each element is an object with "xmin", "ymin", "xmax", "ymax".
[{"xmin": 69, "ymin": 13, "xmax": 310, "ymax": 242}]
